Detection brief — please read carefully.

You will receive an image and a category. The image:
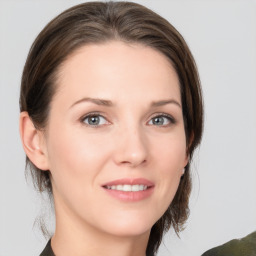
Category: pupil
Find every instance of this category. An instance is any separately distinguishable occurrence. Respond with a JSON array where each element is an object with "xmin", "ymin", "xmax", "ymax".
[
  {"xmin": 153, "ymin": 117, "xmax": 164, "ymax": 125},
  {"xmin": 89, "ymin": 116, "xmax": 99, "ymax": 125}
]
